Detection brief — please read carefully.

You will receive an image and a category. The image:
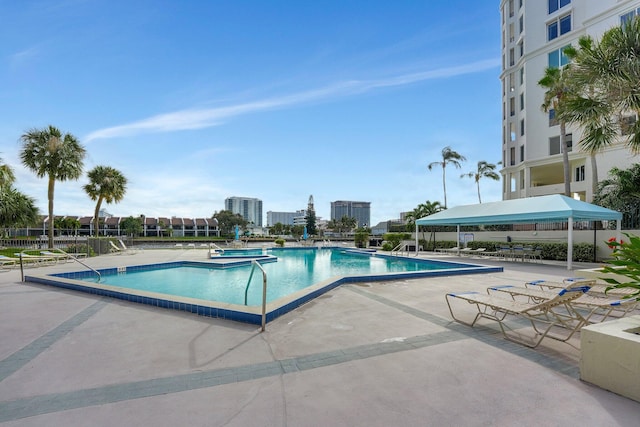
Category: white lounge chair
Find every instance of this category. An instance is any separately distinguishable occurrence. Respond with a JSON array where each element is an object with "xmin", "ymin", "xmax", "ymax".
[
  {"xmin": 494, "ymin": 279, "xmax": 638, "ymax": 323},
  {"xmin": 446, "ymin": 281, "xmax": 591, "ymax": 348},
  {"xmin": 118, "ymin": 240, "xmax": 137, "ymax": 254},
  {"xmin": 42, "ymin": 250, "xmax": 80, "ymax": 263},
  {"xmin": 0, "ymin": 255, "xmax": 18, "ymax": 270},
  {"xmin": 109, "ymin": 241, "xmax": 124, "ymax": 254}
]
